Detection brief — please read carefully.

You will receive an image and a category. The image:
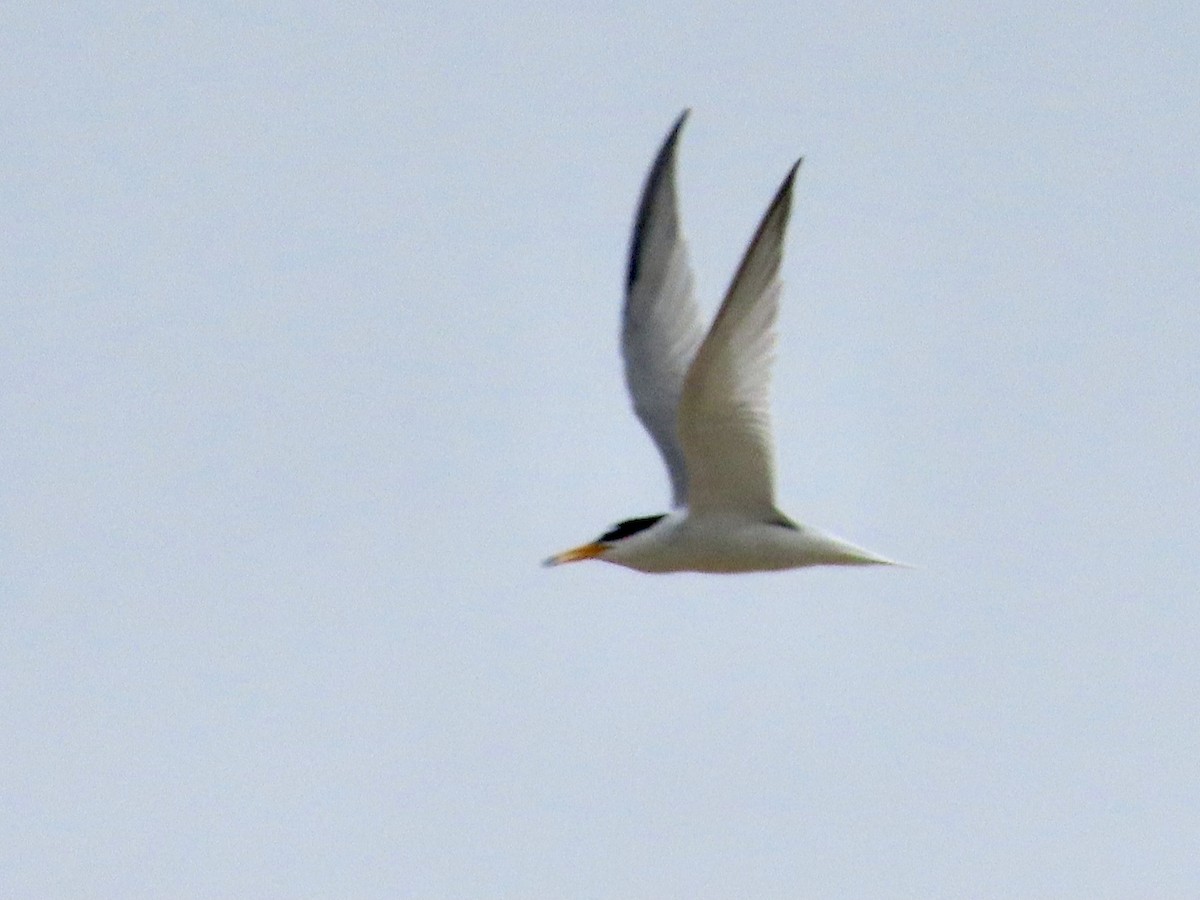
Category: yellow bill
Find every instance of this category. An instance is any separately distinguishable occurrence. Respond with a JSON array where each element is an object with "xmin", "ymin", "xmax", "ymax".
[{"xmin": 542, "ymin": 541, "xmax": 606, "ymax": 567}]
